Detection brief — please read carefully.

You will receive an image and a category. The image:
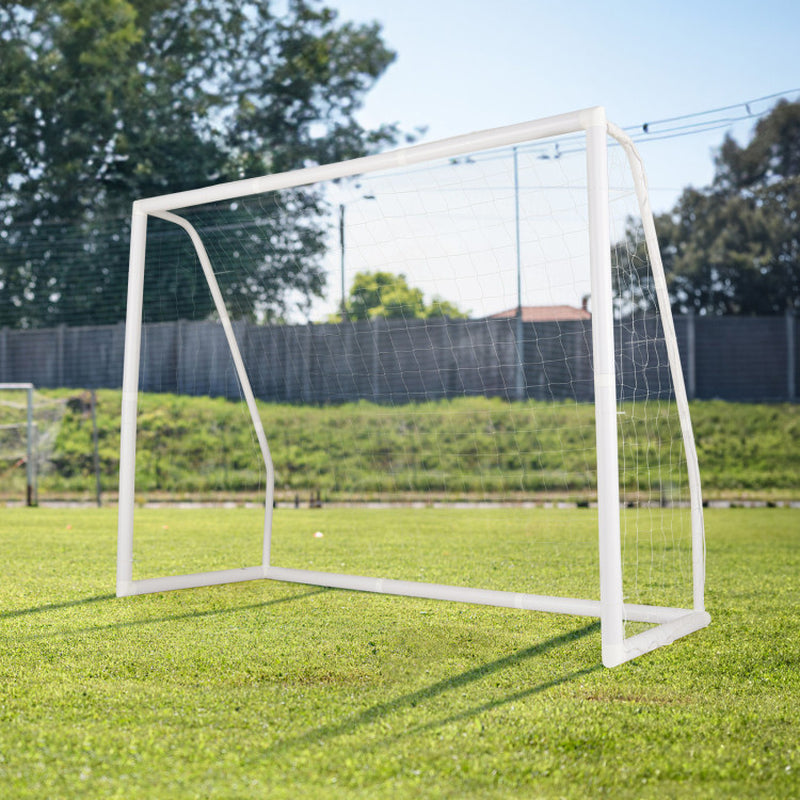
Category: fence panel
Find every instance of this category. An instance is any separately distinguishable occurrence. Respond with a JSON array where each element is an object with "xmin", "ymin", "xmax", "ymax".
[
  {"xmin": 0, "ymin": 315, "xmax": 796, "ymax": 403},
  {"xmin": 695, "ymin": 316, "xmax": 788, "ymax": 402}
]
